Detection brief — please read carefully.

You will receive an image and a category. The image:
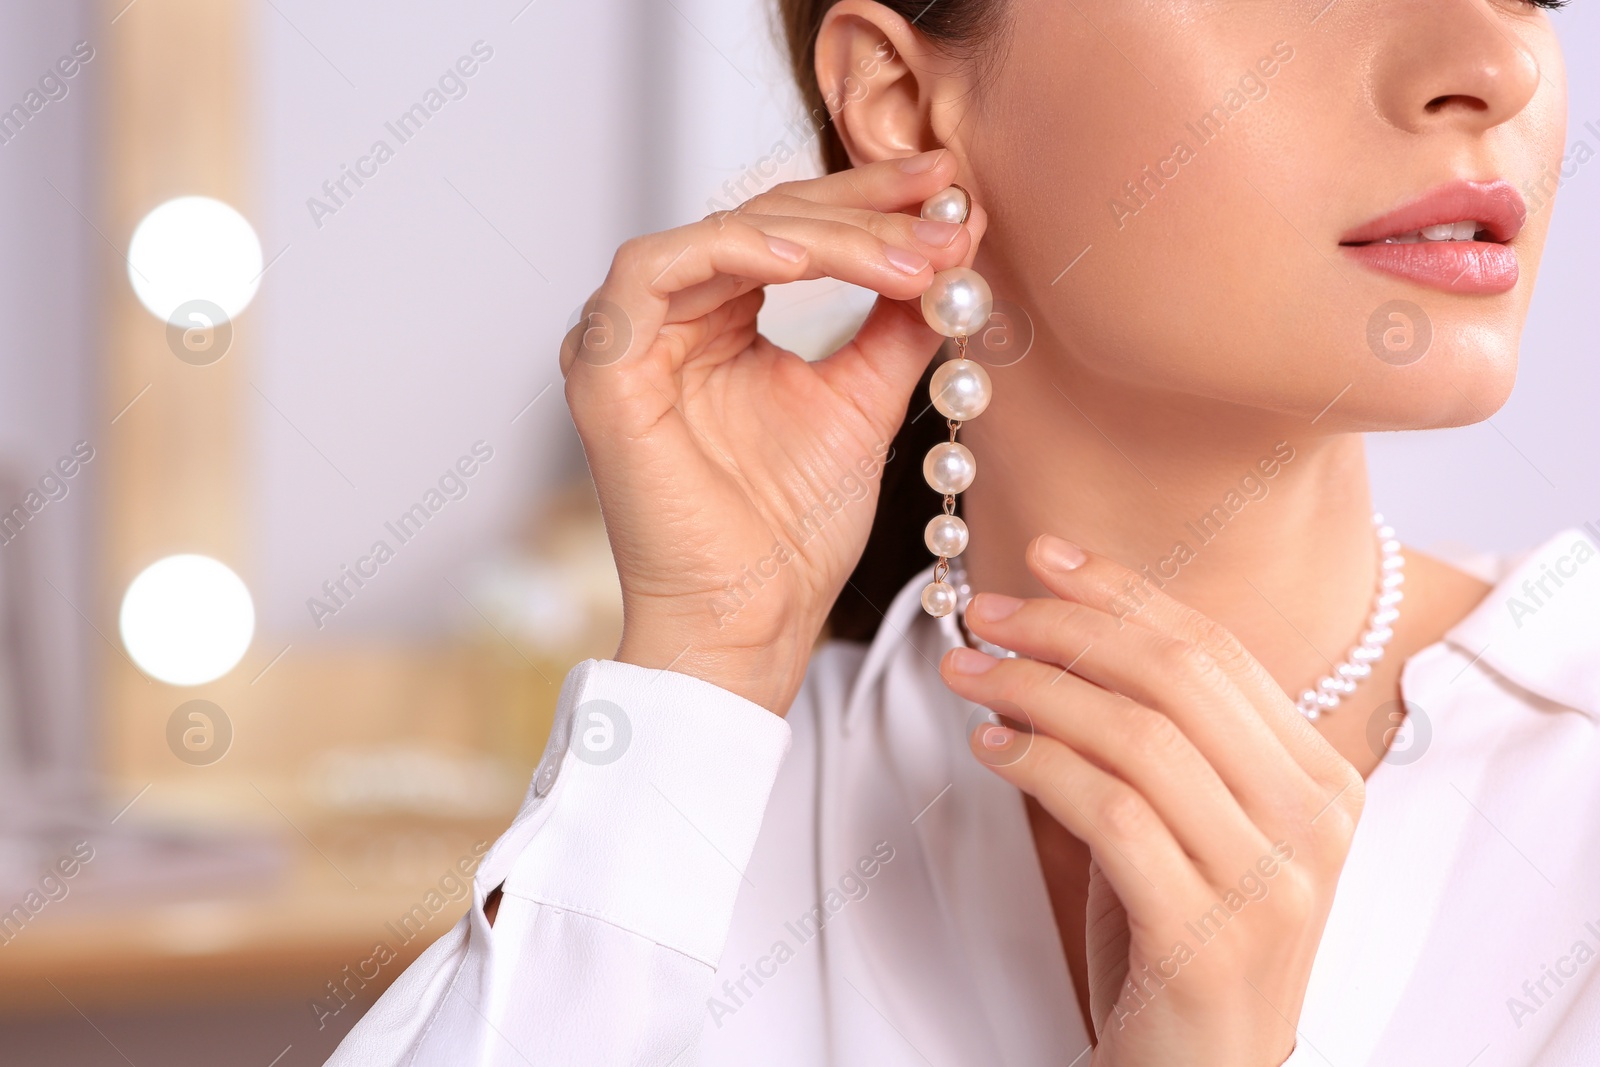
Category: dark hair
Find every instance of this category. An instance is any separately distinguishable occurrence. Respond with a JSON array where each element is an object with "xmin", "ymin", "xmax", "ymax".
[{"xmin": 775, "ymin": 0, "xmax": 1004, "ymax": 640}]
